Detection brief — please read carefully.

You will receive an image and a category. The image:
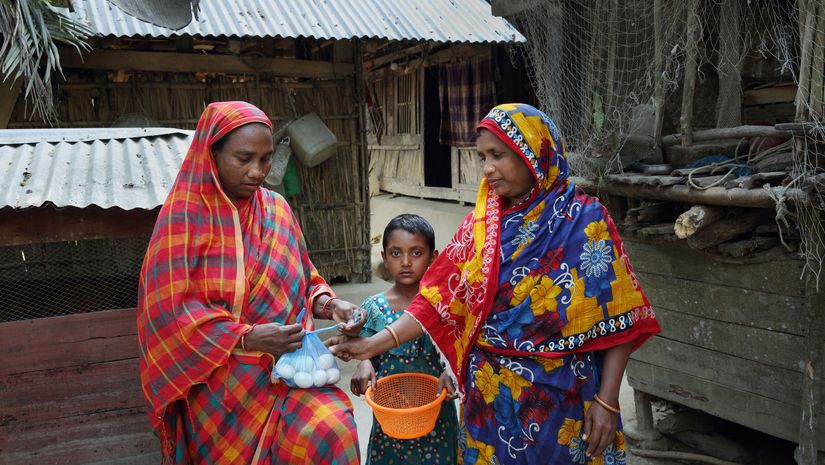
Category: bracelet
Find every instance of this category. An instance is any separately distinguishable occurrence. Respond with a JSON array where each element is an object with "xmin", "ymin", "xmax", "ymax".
[
  {"xmin": 241, "ymin": 324, "xmax": 256, "ymax": 352},
  {"xmin": 321, "ymin": 297, "xmax": 336, "ymax": 320},
  {"xmin": 385, "ymin": 326, "xmax": 401, "ymax": 348},
  {"xmin": 593, "ymin": 393, "xmax": 620, "ymax": 414}
]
